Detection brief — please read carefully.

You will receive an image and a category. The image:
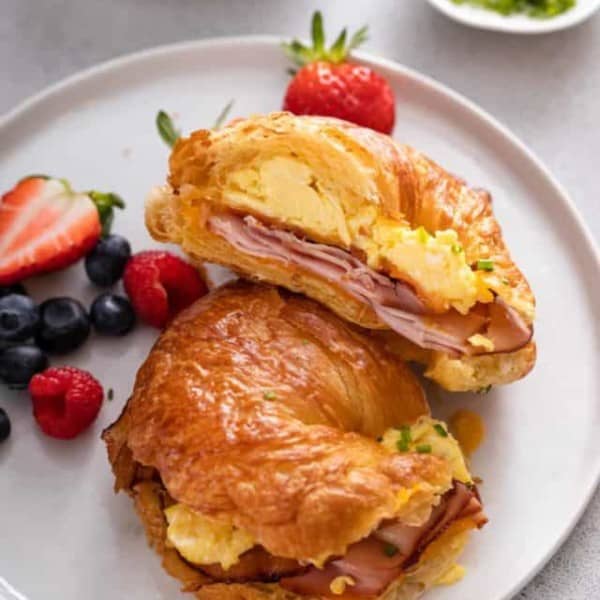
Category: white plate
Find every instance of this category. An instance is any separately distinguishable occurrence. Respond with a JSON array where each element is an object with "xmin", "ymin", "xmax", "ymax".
[
  {"xmin": 0, "ymin": 37, "xmax": 599, "ymax": 600},
  {"xmin": 427, "ymin": 0, "xmax": 600, "ymax": 33}
]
